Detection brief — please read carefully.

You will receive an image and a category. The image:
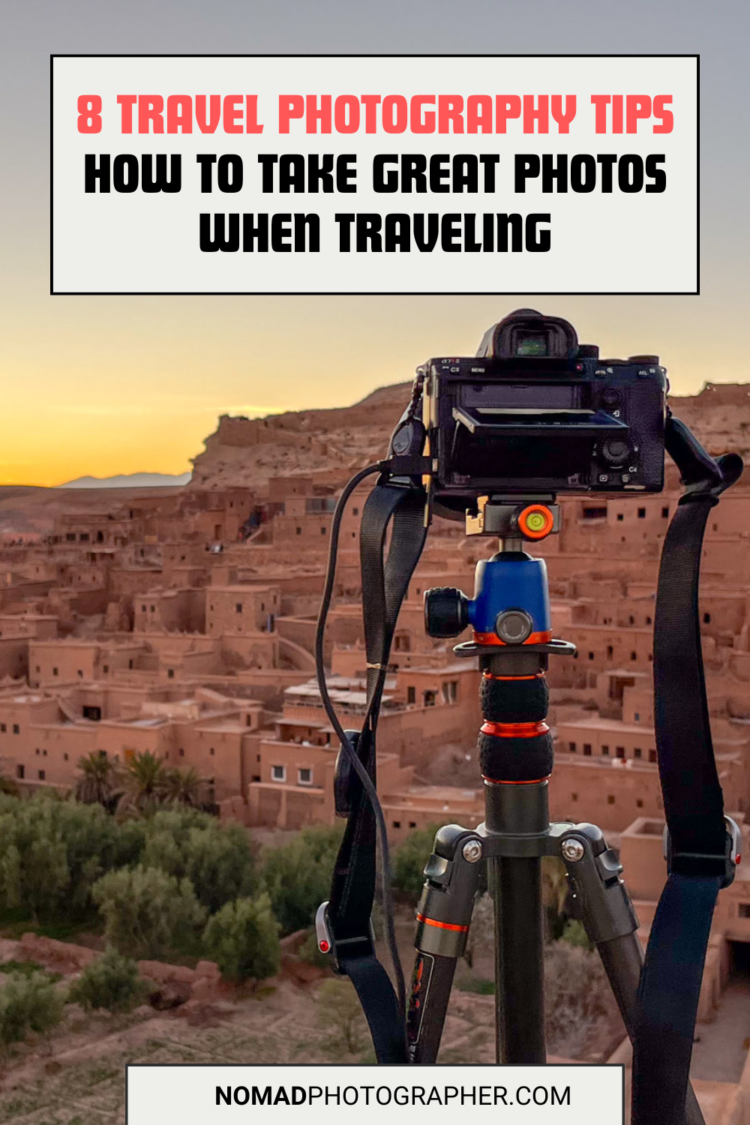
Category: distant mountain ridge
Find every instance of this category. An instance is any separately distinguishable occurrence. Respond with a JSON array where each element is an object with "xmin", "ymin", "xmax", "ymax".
[{"xmin": 59, "ymin": 472, "xmax": 191, "ymax": 489}]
